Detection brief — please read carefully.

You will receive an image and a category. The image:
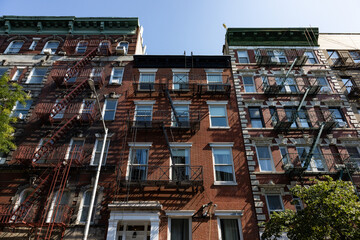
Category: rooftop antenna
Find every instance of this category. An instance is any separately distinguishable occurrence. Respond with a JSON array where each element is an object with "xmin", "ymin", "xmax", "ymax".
[
  {"xmin": 191, "ymin": 51, "xmax": 194, "ymax": 69},
  {"xmin": 184, "ymin": 51, "xmax": 186, "ymax": 68}
]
